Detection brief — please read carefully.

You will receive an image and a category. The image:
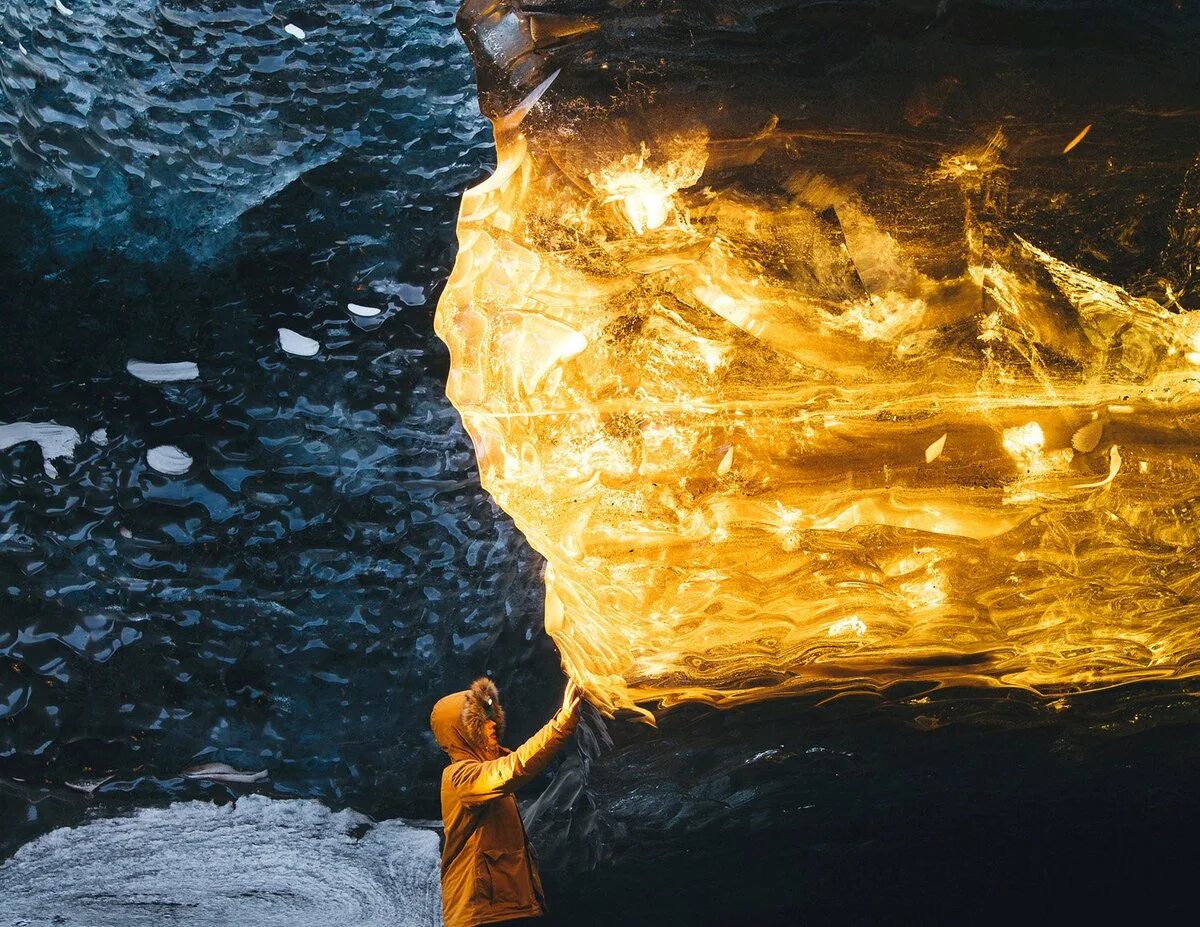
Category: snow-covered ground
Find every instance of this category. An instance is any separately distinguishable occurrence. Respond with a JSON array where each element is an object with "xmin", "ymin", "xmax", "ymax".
[{"xmin": 0, "ymin": 796, "xmax": 441, "ymax": 927}]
